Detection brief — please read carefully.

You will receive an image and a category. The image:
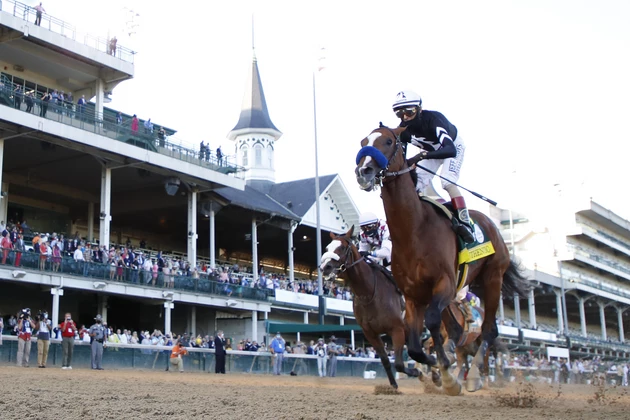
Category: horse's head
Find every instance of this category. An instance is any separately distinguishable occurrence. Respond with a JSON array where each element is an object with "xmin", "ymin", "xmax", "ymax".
[
  {"xmin": 355, "ymin": 124, "xmax": 407, "ymax": 191},
  {"xmin": 320, "ymin": 226, "xmax": 356, "ymax": 279}
]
